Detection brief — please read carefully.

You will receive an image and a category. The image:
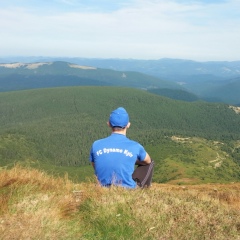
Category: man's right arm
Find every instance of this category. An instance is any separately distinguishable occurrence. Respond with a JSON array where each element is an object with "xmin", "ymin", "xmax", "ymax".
[{"xmin": 135, "ymin": 152, "xmax": 151, "ymax": 166}]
